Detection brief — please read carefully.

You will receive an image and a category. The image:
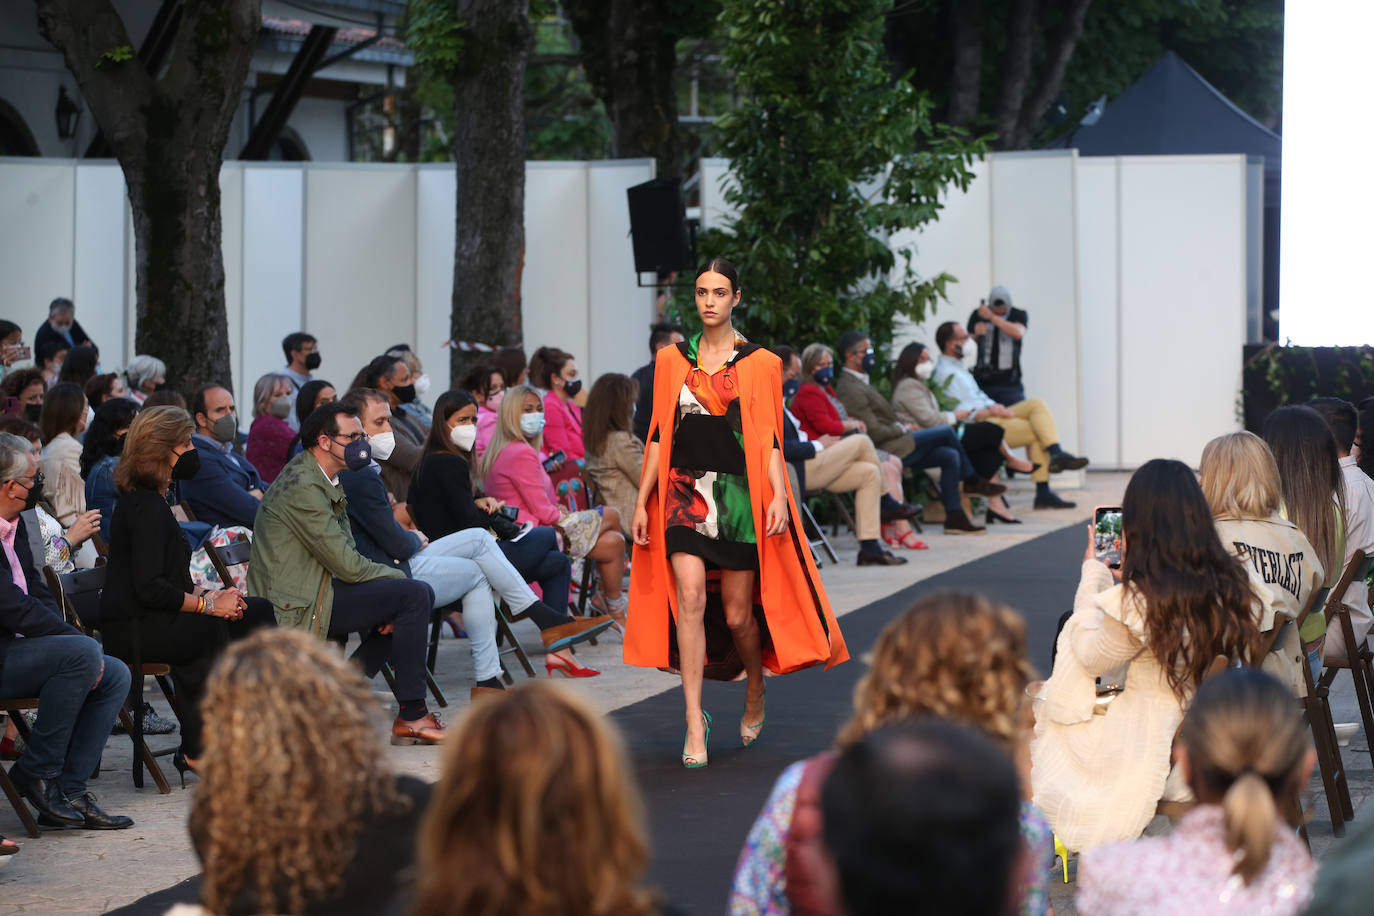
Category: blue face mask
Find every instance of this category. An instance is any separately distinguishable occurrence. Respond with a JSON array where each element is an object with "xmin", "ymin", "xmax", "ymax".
[
  {"xmin": 812, "ymin": 367, "xmax": 834, "ymax": 386},
  {"xmin": 860, "ymin": 350, "xmax": 877, "ymax": 373},
  {"xmin": 520, "ymin": 413, "xmax": 546, "ymax": 437},
  {"xmin": 782, "ymin": 378, "xmax": 800, "ymax": 400}
]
